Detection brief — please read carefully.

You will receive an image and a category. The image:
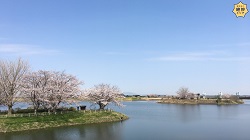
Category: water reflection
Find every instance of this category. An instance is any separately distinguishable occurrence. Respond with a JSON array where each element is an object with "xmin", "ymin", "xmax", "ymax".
[
  {"xmin": 174, "ymin": 105, "xmax": 201, "ymax": 122},
  {"xmin": 0, "ymin": 122, "xmax": 124, "ymax": 140},
  {"xmin": 217, "ymin": 105, "xmax": 239, "ymax": 120}
]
